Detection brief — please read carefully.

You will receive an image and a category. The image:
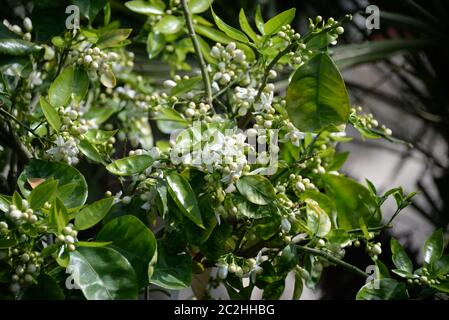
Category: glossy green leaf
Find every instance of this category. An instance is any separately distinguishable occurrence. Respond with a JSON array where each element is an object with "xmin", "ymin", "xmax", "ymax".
[
  {"xmin": 293, "ymin": 272, "xmax": 303, "ymax": 300},
  {"xmin": 0, "ymin": 194, "xmax": 11, "ymax": 212},
  {"xmin": 0, "ymin": 238, "xmax": 18, "ymax": 248},
  {"xmin": 39, "ymin": 97, "xmax": 61, "ymax": 131},
  {"xmin": 97, "ymin": 29, "xmax": 132, "ymax": 49},
  {"xmin": 69, "ymin": 246, "xmax": 138, "ymax": 300},
  {"xmin": 106, "ymin": 155, "xmax": 153, "ymax": 176},
  {"xmin": 0, "ymin": 39, "xmax": 41, "ymax": 56},
  {"xmin": 211, "ymin": 7, "xmax": 248, "ymax": 43},
  {"xmin": 286, "ymin": 52, "xmax": 350, "ymax": 132},
  {"xmin": 433, "ymin": 255, "xmax": 449, "ymax": 277},
  {"xmin": 150, "ymin": 244, "xmax": 192, "ymax": 290},
  {"xmin": 154, "ymin": 15, "xmax": 183, "ymax": 34},
  {"xmin": 391, "ymin": 238, "xmax": 413, "ymax": 273},
  {"xmin": 356, "ymin": 278, "xmax": 408, "ymax": 300},
  {"xmin": 236, "ymin": 175, "xmax": 276, "ymax": 205},
  {"xmin": 85, "ymin": 129, "xmax": 118, "ymax": 144},
  {"xmin": 194, "ymin": 24, "xmax": 233, "ymax": 44},
  {"xmin": 374, "ymin": 259, "xmax": 391, "ymax": 279},
  {"xmin": 153, "ymin": 107, "xmax": 188, "ymax": 134},
  {"xmin": 18, "ymin": 159, "xmax": 88, "ymax": 208},
  {"xmin": 78, "ymin": 139, "xmax": 103, "ymax": 163},
  {"xmin": 71, "ymin": 0, "xmax": 108, "ymax": 21},
  {"xmin": 97, "ymin": 215, "xmax": 157, "ymax": 286},
  {"xmin": 100, "ymin": 67, "xmax": 116, "ymax": 88},
  {"xmin": 28, "ymin": 178, "xmax": 58, "ymax": 210},
  {"xmin": 188, "ymin": 0, "xmax": 212, "ymax": 14},
  {"xmin": 263, "ymin": 8, "xmax": 296, "ymax": 35},
  {"xmin": 77, "ymin": 241, "xmax": 112, "ymax": 247},
  {"xmin": 300, "ymin": 190, "xmax": 337, "ymax": 228},
  {"xmin": 125, "ymin": 0, "xmax": 165, "ymax": 15},
  {"xmin": 305, "ymin": 199, "xmax": 331, "ymax": 237},
  {"xmin": 166, "ymin": 171, "xmax": 204, "ymax": 228},
  {"xmin": 49, "ymin": 66, "xmax": 89, "ymax": 107},
  {"xmin": 239, "ymin": 9, "xmax": 259, "ymax": 43},
  {"xmin": 423, "ymin": 228, "xmax": 444, "ymax": 265},
  {"xmin": 322, "ymin": 174, "xmax": 379, "ymax": 230},
  {"xmin": 75, "ymin": 197, "xmax": 114, "ymax": 231},
  {"xmin": 147, "ymin": 32, "xmax": 165, "ymax": 59}
]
